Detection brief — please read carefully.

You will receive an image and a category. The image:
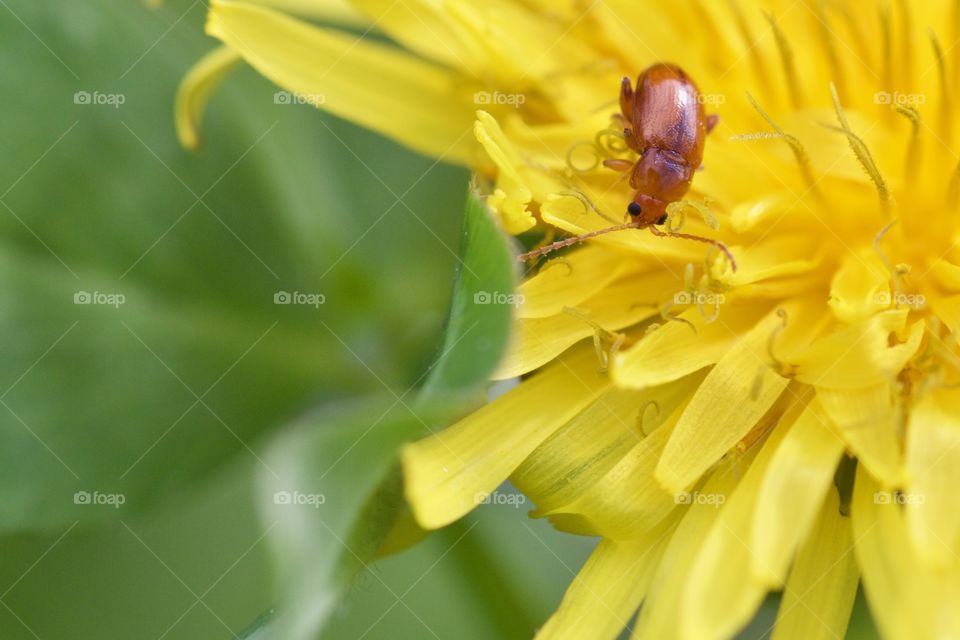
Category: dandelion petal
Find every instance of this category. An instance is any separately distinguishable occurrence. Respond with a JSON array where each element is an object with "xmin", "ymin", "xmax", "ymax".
[
  {"xmin": 751, "ymin": 398, "xmax": 846, "ymax": 586},
  {"xmin": 403, "ymin": 347, "xmax": 608, "ymax": 529},
  {"xmin": 771, "ymin": 489, "xmax": 858, "ymax": 640}
]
